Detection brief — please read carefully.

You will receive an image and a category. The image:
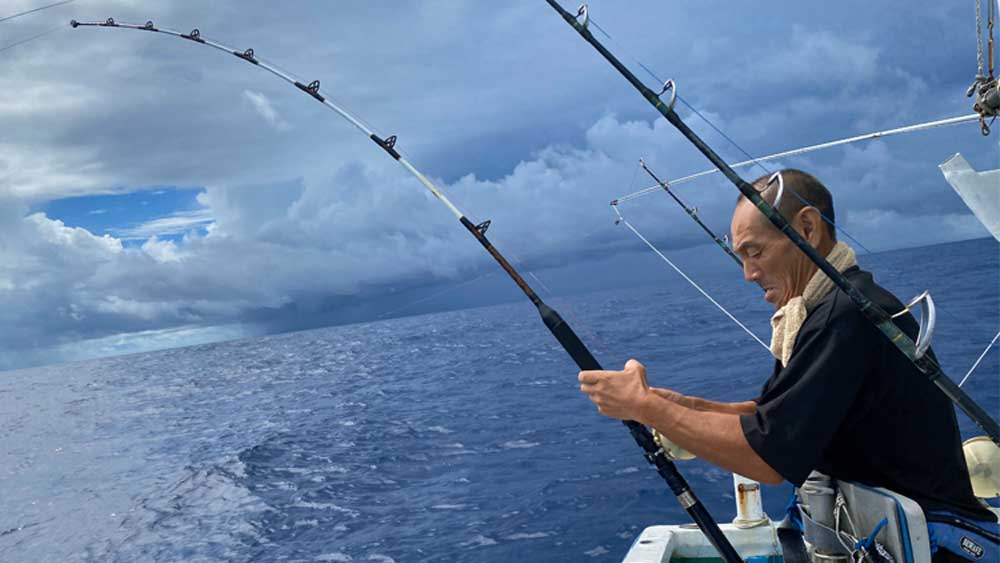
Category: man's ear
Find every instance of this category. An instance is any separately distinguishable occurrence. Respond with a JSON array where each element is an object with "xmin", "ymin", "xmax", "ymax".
[{"xmin": 796, "ymin": 207, "xmax": 824, "ymax": 247}]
